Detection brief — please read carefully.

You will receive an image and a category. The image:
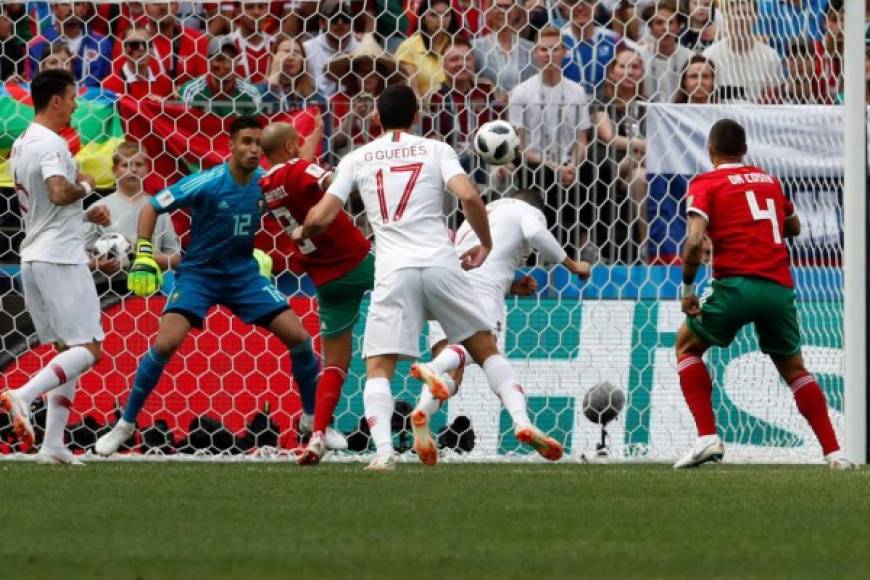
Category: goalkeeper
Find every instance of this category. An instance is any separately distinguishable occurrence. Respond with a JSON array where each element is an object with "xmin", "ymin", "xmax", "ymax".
[{"xmin": 96, "ymin": 117, "xmax": 321, "ymax": 456}]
